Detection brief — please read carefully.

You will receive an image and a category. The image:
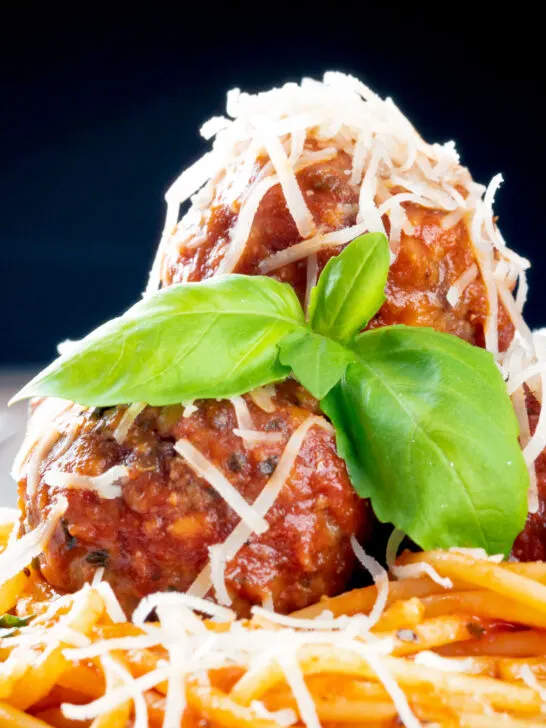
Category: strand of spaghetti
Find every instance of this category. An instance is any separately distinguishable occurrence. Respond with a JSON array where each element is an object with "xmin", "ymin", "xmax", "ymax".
[
  {"xmin": 378, "ymin": 614, "xmax": 478, "ymax": 657},
  {"xmin": 0, "ymin": 703, "xmax": 53, "ymax": 728},
  {"xmin": 186, "ymin": 682, "xmax": 280, "ymax": 728},
  {"xmin": 290, "ymin": 576, "xmax": 454, "ymax": 619},
  {"xmin": 8, "ymin": 587, "xmax": 104, "ymax": 710},
  {"xmin": 439, "ymin": 631, "xmax": 546, "ymax": 659},
  {"xmin": 420, "ymin": 590, "xmax": 546, "ymax": 630},
  {"xmin": 232, "ymin": 646, "xmax": 541, "ymax": 713},
  {"xmin": 397, "ymin": 551, "xmax": 546, "ymax": 615}
]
